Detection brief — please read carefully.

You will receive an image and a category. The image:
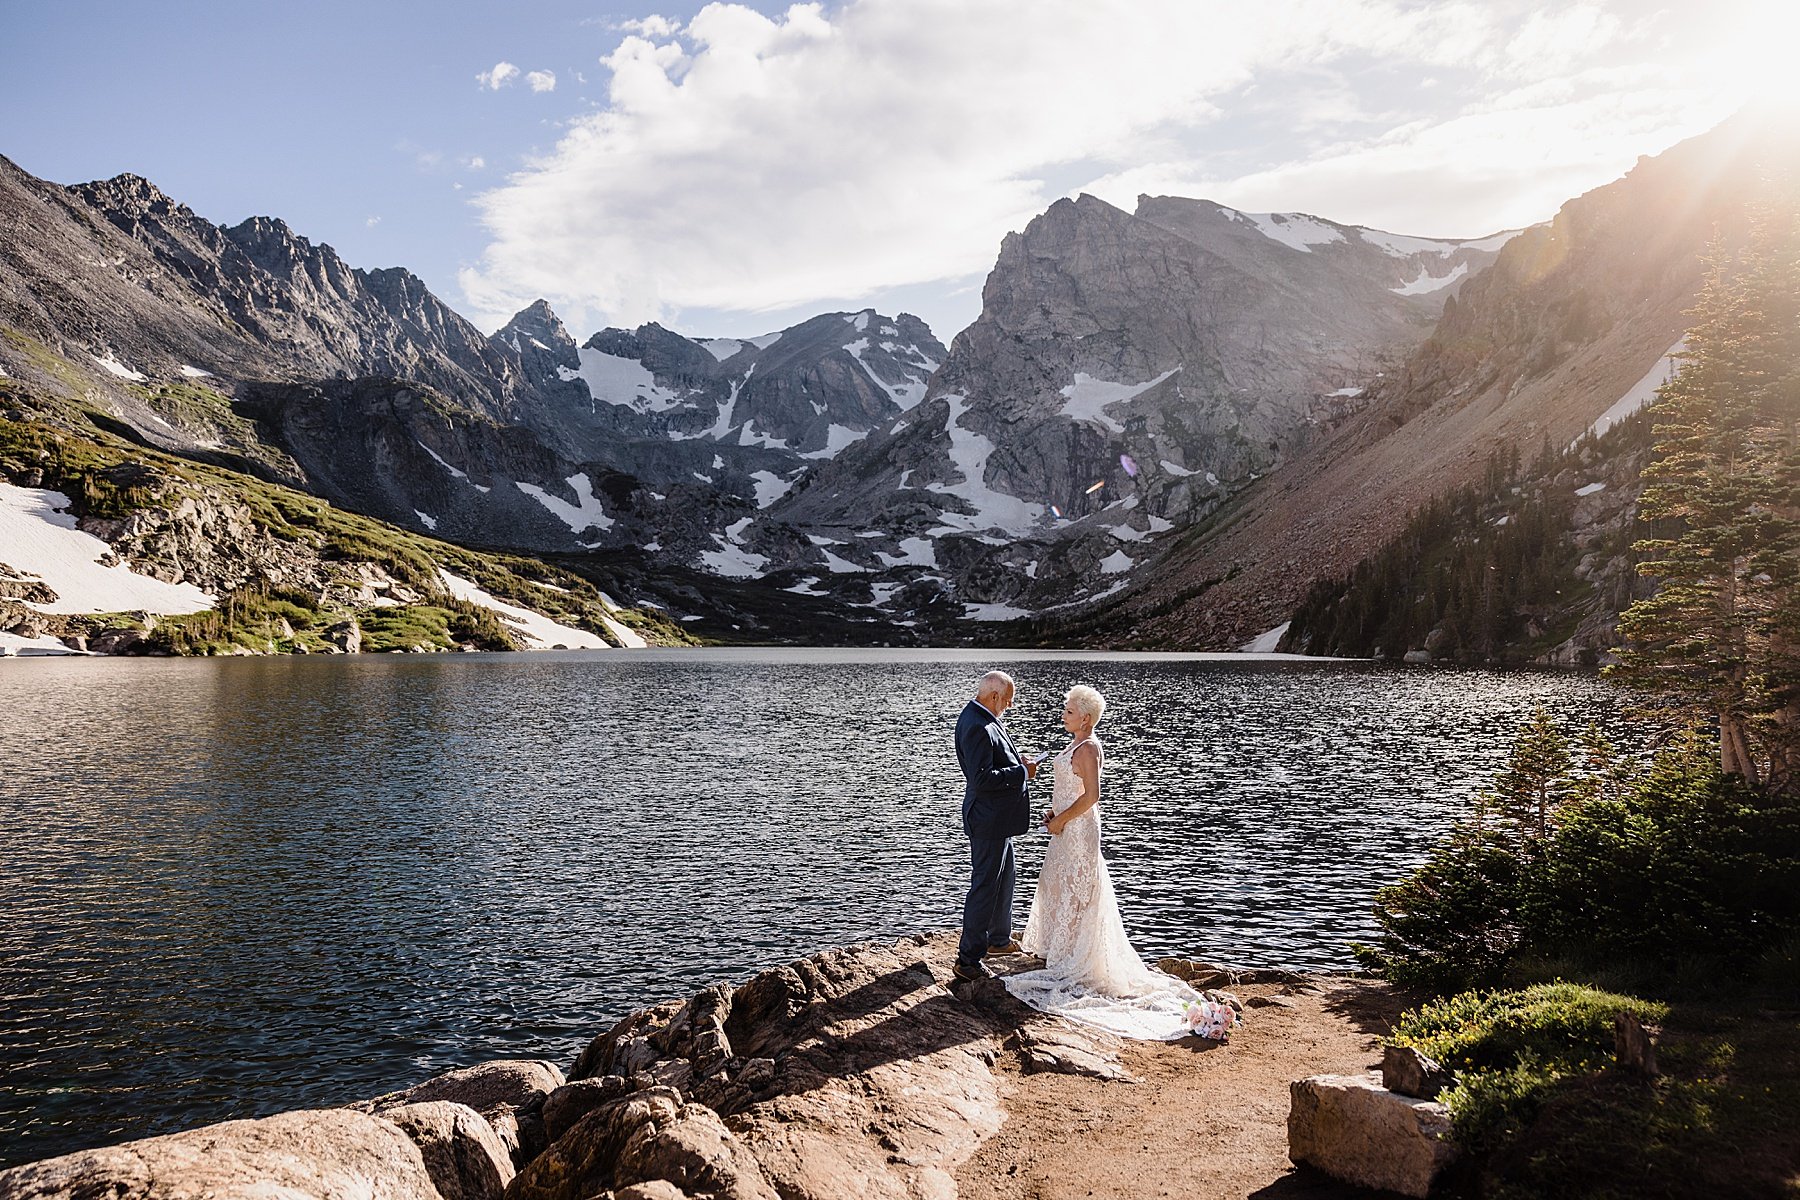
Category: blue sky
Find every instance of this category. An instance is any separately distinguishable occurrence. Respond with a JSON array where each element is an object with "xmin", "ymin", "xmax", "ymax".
[{"xmin": 2, "ymin": 1, "xmax": 1781, "ymax": 343}]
